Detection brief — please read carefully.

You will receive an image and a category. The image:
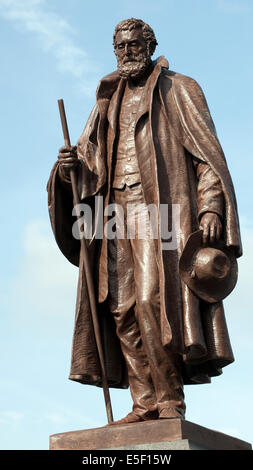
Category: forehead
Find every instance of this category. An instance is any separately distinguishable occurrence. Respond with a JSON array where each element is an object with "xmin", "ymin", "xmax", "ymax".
[{"xmin": 115, "ymin": 28, "xmax": 145, "ymax": 44}]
